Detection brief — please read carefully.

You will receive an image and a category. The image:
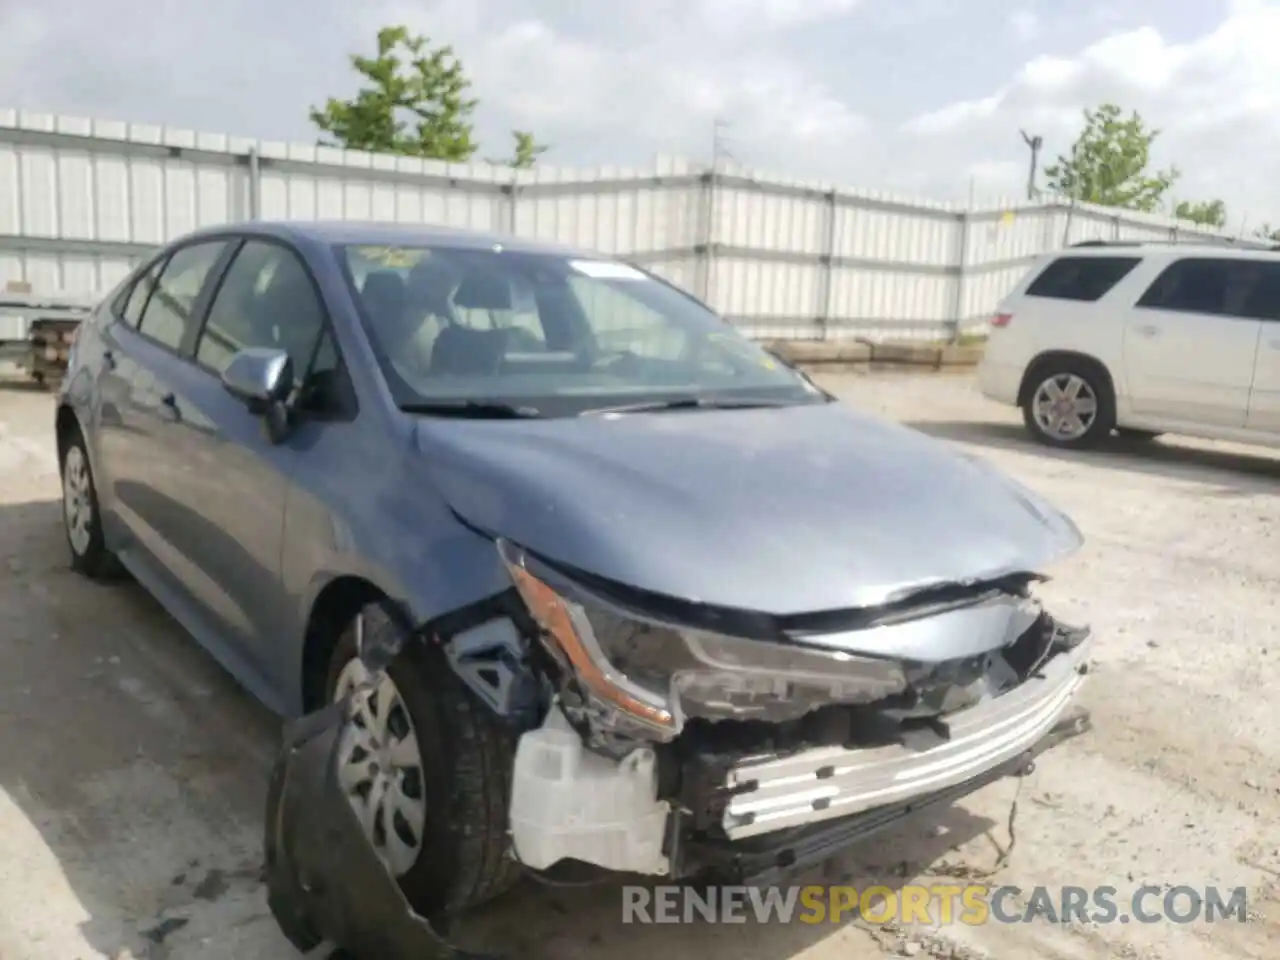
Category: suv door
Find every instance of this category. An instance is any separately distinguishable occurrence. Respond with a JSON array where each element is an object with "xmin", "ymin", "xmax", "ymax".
[
  {"xmin": 163, "ymin": 237, "xmax": 341, "ymax": 700},
  {"xmin": 1123, "ymin": 257, "xmax": 1264, "ymax": 427},
  {"xmin": 1244, "ymin": 262, "xmax": 1280, "ymax": 434},
  {"xmin": 97, "ymin": 240, "xmax": 232, "ymax": 576}
]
